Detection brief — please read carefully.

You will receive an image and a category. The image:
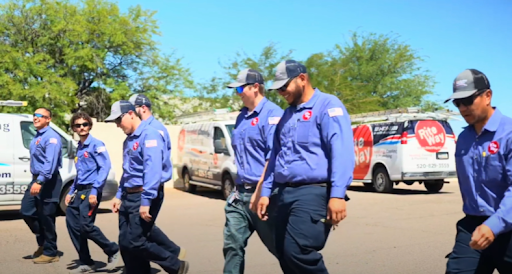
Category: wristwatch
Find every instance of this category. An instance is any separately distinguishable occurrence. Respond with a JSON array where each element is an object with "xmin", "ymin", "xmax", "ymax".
[{"xmin": 34, "ymin": 180, "xmax": 42, "ymax": 185}]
